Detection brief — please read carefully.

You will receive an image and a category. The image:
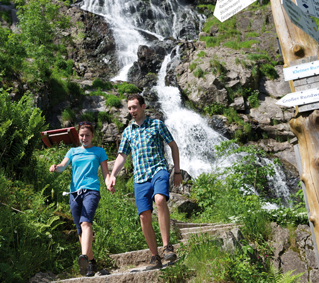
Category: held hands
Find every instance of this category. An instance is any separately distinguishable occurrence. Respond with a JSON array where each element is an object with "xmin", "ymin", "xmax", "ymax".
[
  {"xmin": 49, "ymin": 165, "xmax": 57, "ymax": 172},
  {"xmin": 107, "ymin": 176, "xmax": 116, "ymax": 194}
]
